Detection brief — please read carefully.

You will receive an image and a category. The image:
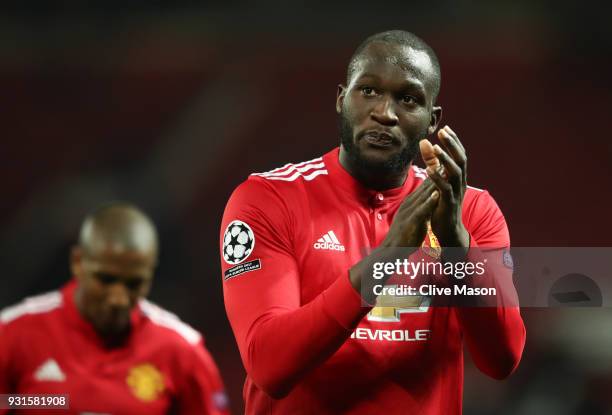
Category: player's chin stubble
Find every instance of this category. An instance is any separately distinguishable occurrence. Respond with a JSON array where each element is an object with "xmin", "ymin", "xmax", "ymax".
[{"xmin": 338, "ymin": 110, "xmax": 420, "ymax": 175}]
